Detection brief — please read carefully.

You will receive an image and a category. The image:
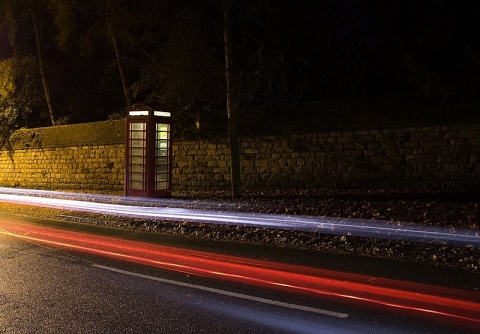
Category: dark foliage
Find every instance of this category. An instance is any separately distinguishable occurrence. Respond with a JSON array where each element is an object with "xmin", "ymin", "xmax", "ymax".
[{"xmin": 0, "ymin": 0, "xmax": 478, "ymax": 137}]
